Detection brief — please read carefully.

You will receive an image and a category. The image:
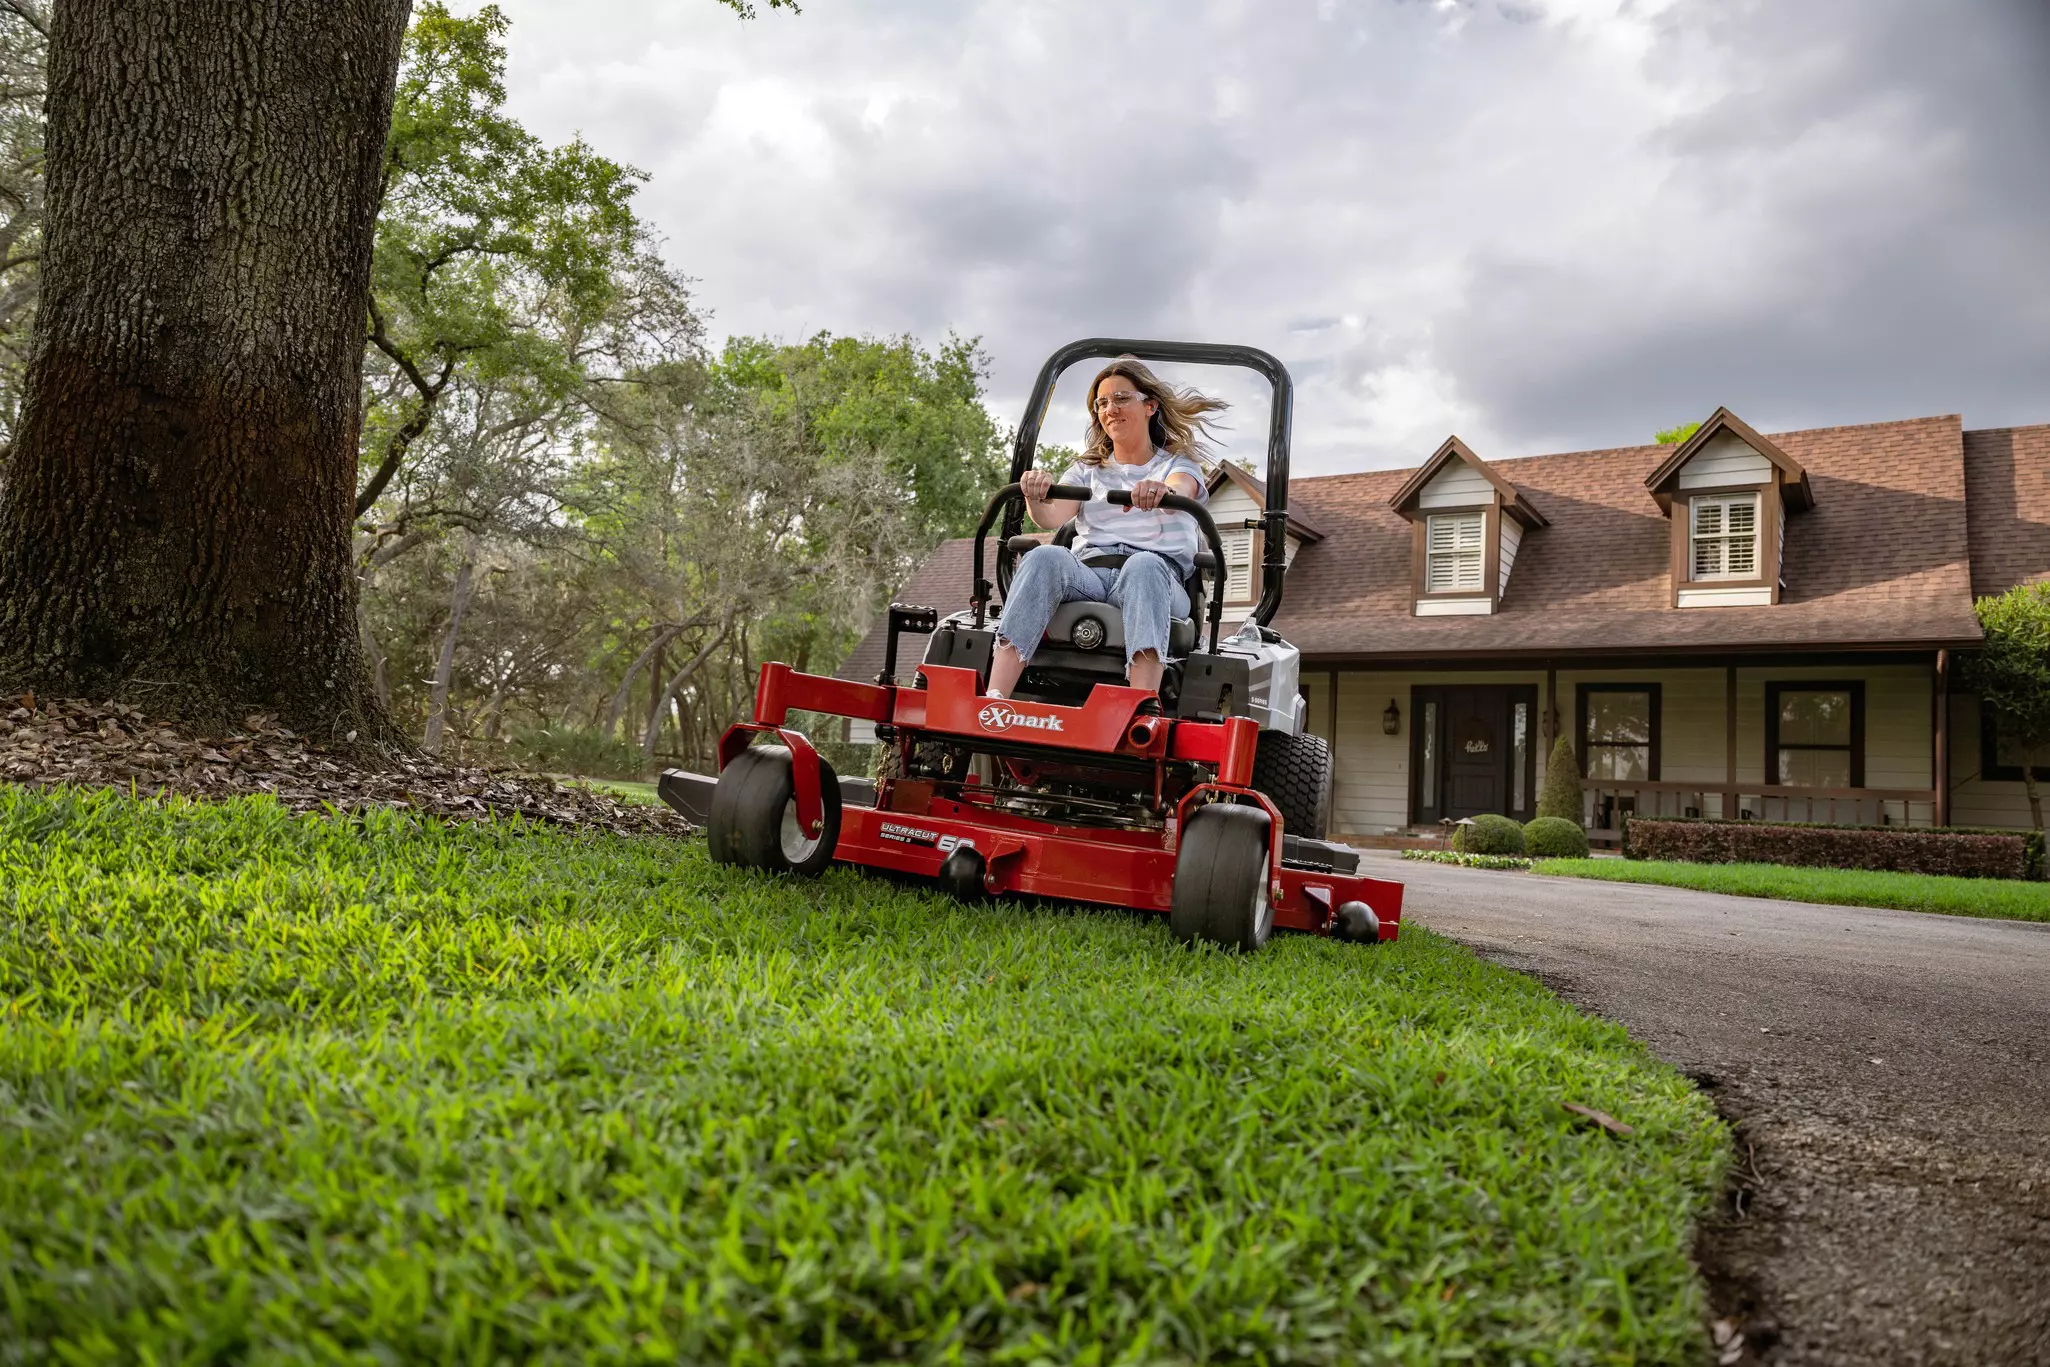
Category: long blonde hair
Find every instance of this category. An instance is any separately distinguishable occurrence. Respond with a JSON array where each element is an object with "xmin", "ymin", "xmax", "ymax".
[{"xmin": 1079, "ymin": 357, "xmax": 1228, "ymax": 466}]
